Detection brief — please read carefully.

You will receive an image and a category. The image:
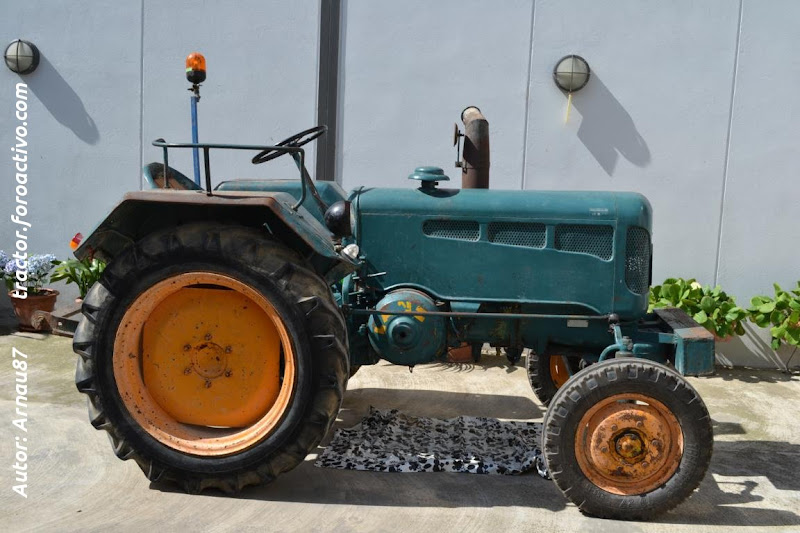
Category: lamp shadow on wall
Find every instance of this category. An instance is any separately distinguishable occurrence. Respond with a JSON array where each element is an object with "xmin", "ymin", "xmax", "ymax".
[
  {"xmin": 571, "ymin": 74, "xmax": 649, "ymax": 176},
  {"xmin": 26, "ymin": 54, "xmax": 99, "ymax": 145}
]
